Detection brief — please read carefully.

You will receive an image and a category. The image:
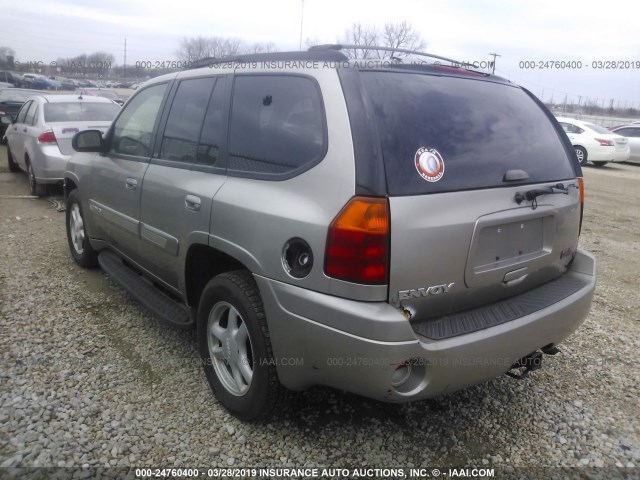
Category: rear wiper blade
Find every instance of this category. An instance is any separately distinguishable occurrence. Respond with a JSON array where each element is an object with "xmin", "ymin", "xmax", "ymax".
[{"xmin": 515, "ymin": 183, "xmax": 569, "ymax": 209}]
